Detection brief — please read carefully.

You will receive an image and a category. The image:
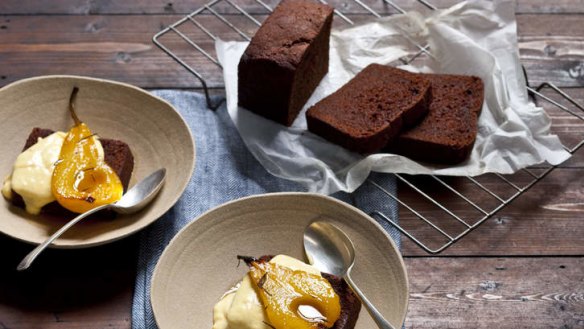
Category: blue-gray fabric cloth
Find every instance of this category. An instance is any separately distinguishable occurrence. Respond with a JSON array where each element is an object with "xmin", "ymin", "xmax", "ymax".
[{"xmin": 131, "ymin": 90, "xmax": 400, "ymax": 329}]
